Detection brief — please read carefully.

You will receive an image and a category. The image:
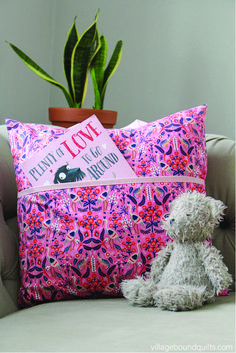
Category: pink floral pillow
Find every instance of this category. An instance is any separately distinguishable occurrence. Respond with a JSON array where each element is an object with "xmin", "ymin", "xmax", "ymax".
[{"xmin": 6, "ymin": 105, "xmax": 208, "ymax": 308}]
